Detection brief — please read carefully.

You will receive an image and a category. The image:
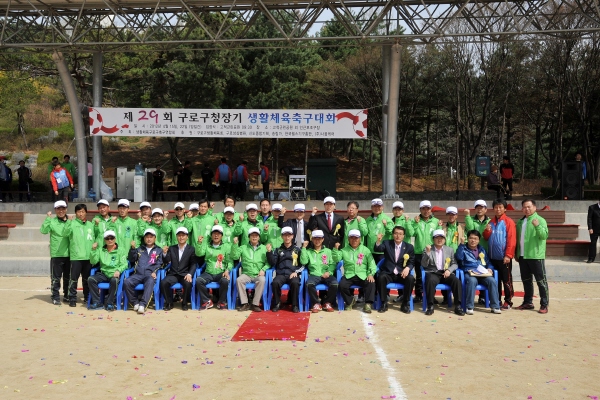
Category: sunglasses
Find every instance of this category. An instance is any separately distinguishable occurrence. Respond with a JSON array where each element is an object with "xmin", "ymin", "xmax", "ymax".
[
  {"xmin": 105, "ymin": 236, "xmax": 115, "ymax": 240},
  {"xmin": 175, "ymin": 208, "xmax": 184, "ymax": 211}
]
